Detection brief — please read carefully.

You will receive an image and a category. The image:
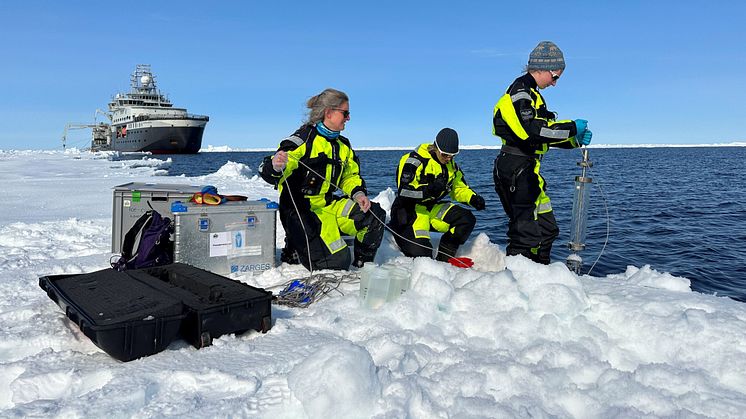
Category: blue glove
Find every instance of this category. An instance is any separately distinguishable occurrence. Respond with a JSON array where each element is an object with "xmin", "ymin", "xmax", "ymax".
[
  {"xmin": 574, "ymin": 119, "xmax": 588, "ymax": 135},
  {"xmin": 579, "ymin": 129, "xmax": 593, "ymax": 146}
]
